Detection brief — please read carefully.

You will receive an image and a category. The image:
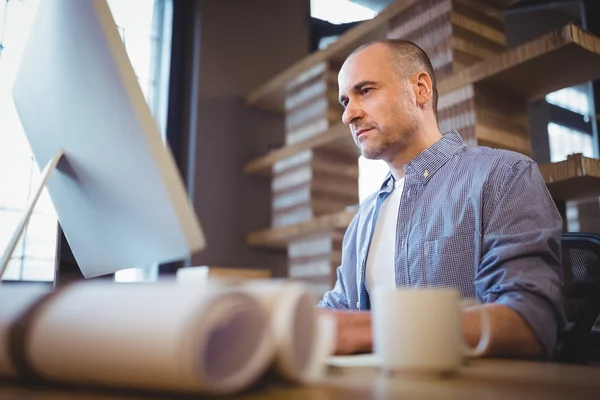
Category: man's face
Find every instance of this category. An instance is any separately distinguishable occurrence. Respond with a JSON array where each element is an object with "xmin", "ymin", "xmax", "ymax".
[{"xmin": 338, "ymin": 44, "xmax": 420, "ymax": 161}]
